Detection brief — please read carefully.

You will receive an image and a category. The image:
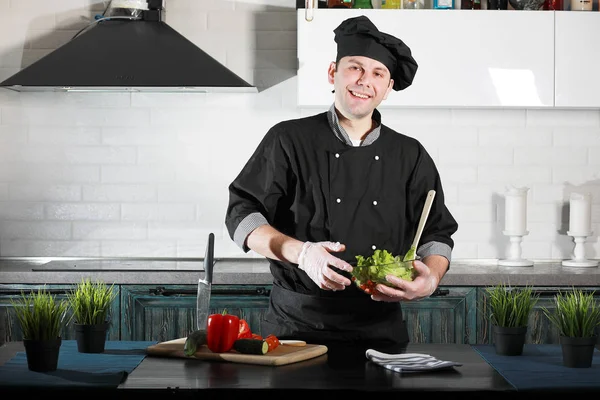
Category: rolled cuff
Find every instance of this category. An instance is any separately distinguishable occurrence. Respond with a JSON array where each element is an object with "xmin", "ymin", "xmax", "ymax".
[
  {"xmin": 233, "ymin": 212, "xmax": 269, "ymax": 252},
  {"xmin": 417, "ymin": 241, "xmax": 453, "ymax": 267}
]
